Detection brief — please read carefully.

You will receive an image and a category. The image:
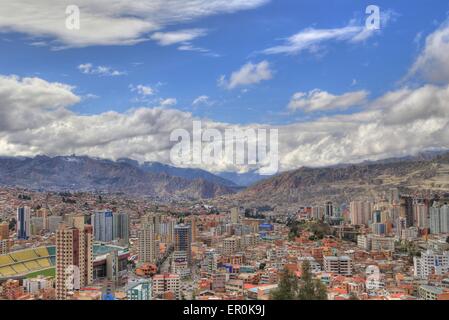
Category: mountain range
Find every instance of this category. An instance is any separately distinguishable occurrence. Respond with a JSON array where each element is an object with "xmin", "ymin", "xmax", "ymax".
[
  {"xmin": 0, "ymin": 155, "xmax": 239, "ymax": 200},
  {"xmin": 236, "ymin": 150, "xmax": 449, "ymax": 206}
]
